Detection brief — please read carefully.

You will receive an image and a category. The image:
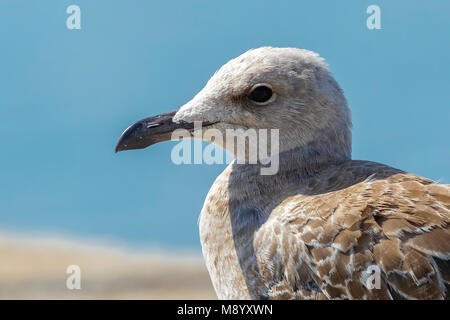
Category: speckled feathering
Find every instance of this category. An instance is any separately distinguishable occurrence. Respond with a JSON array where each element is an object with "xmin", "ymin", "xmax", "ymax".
[{"xmin": 115, "ymin": 47, "xmax": 450, "ymax": 300}]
